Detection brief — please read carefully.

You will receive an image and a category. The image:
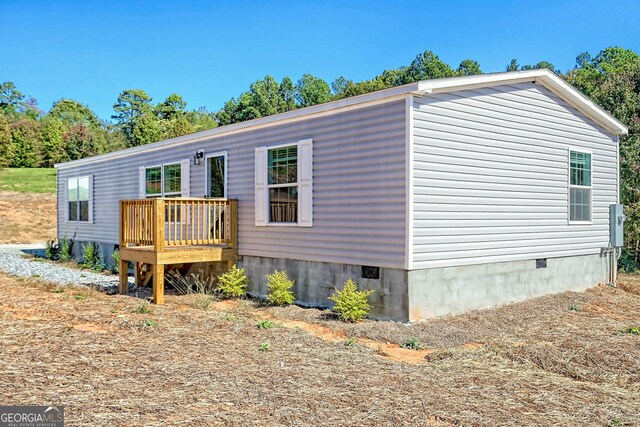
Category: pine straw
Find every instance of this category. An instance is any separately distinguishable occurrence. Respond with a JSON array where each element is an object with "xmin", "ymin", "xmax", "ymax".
[{"xmin": 1, "ymin": 273, "xmax": 640, "ymax": 426}]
